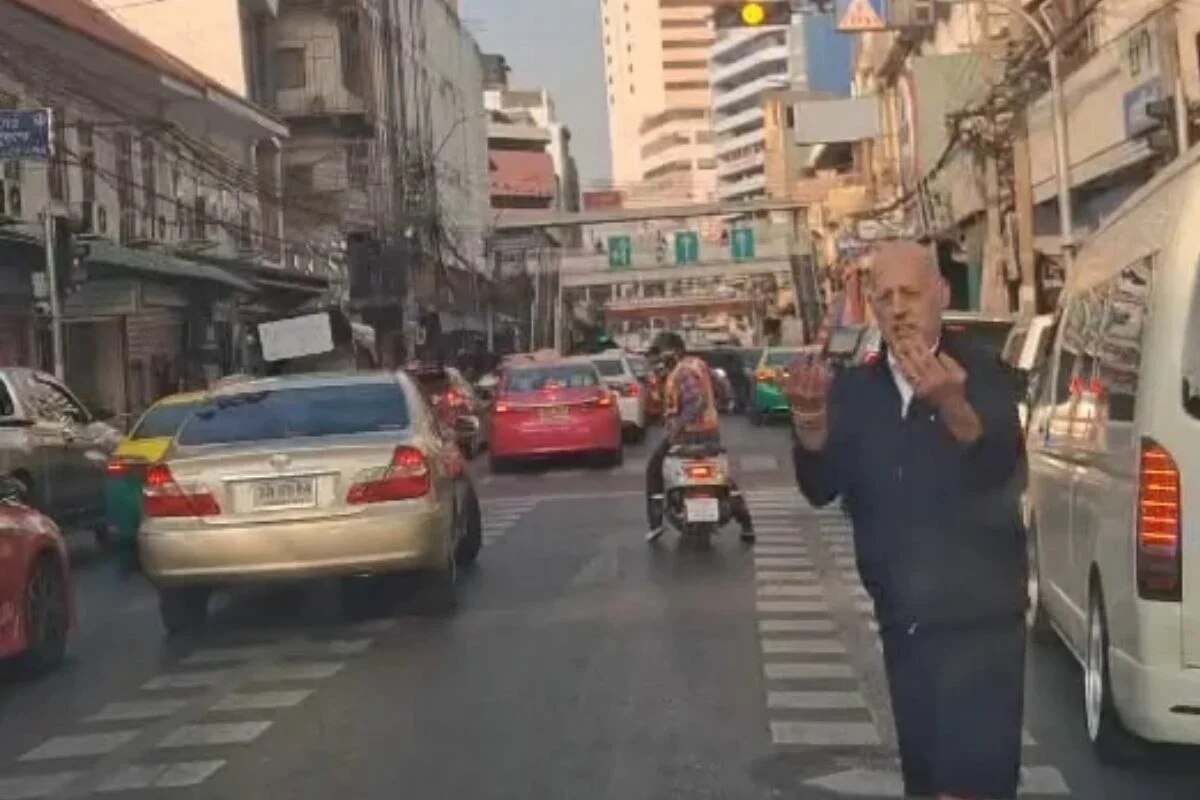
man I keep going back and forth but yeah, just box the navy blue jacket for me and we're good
[792,333,1027,630]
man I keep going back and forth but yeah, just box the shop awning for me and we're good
[86,241,256,292]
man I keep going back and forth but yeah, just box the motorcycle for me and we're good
[661,442,736,548]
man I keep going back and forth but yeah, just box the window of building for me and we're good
[665,80,708,90]
[338,10,363,95]
[194,194,208,240]
[141,137,157,238]
[276,48,306,90]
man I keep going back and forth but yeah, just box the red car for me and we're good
[489,357,623,470]
[0,479,72,672]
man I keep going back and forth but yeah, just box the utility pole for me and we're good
[43,209,65,380]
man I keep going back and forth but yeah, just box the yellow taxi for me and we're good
[104,391,206,566]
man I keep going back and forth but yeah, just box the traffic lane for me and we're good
[470,413,799,497]
[182,495,781,800]
[1025,636,1200,798]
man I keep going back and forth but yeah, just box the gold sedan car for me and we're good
[139,372,482,633]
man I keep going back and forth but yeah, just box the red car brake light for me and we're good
[143,464,220,518]
[106,458,147,478]
[347,446,431,504]
[494,401,512,414]
[685,463,715,480]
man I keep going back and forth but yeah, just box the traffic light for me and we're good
[713,2,793,30]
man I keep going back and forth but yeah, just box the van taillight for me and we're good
[143,464,220,518]
[1137,439,1182,601]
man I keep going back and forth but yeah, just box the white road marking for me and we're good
[765,663,855,680]
[752,546,810,556]
[755,570,819,582]
[758,584,823,598]
[20,732,140,762]
[740,455,780,471]
[210,690,313,712]
[756,600,828,613]
[252,662,343,682]
[142,671,230,691]
[761,639,846,655]
[802,766,1069,796]
[767,690,867,709]
[88,700,188,723]
[754,557,814,568]
[771,721,882,746]
[181,646,274,666]
[157,721,272,748]
[0,773,80,799]
[759,619,837,633]
[97,761,225,792]
[753,536,802,544]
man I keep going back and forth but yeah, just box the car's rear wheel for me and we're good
[1026,520,1054,643]
[454,486,482,568]
[1085,583,1140,763]
[21,553,68,673]
[158,586,211,635]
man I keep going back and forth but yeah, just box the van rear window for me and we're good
[177,384,408,446]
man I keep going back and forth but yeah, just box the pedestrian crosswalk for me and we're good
[0,627,389,798]
[480,497,540,546]
[744,489,885,750]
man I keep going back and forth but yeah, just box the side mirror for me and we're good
[0,475,30,505]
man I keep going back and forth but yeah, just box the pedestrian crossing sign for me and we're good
[836,0,886,32]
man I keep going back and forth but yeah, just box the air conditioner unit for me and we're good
[890,0,936,28]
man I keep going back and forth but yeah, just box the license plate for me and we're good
[684,497,720,523]
[540,406,569,419]
[252,477,316,509]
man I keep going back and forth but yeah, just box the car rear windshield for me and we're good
[177,383,409,446]
[131,402,199,440]
[628,356,648,377]
[505,365,599,392]
[592,359,625,378]
[764,350,801,367]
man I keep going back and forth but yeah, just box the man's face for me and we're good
[868,242,945,350]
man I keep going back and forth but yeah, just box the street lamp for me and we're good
[941,0,1075,276]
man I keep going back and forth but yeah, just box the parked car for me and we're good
[104,391,206,568]
[0,368,120,542]
[0,475,72,673]
[408,363,489,458]
[1025,152,1200,762]
[139,372,482,633]
[489,357,623,471]
[590,350,647,442]
[749,347,810,425]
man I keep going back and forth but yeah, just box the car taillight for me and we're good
[1137,439,1182,601]
[756,369,775,383]
[347,446,431,504]
[494,401,511,414]
[594,392,615,408]
[106,458,146,478]
[685,463,715,480]
[143,464,220,518]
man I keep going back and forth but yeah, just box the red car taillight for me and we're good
[347,446,431,504]
[685,463,715,480]
[593,392,615,408]
[1137,439,1182,601]
[143,464,220,518]
[622,383,640,398]
[494,401,512,414]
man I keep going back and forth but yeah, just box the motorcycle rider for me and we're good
[645,332,755,543]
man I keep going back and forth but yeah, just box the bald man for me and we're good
[787,241,1027,799]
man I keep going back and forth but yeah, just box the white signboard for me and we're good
[258,313,334,362]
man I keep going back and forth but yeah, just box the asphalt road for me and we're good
[1,417,1198,799]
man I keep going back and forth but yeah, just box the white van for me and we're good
[1025,150,1200,762]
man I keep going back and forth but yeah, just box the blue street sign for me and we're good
[0,109,52,160]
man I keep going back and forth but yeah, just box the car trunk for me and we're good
[501,386,607,424]
[166,432,418,527]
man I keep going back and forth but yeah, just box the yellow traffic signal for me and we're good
[741,1,767,25]
[713,2,792,30]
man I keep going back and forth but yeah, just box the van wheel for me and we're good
[158,587,211,635]
[1085,585,1140,763]
[1026,522,1054,643]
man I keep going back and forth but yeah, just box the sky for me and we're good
[459,0,612,187]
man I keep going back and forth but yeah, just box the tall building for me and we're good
[601,0,719,203]
[712,13,852,204]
